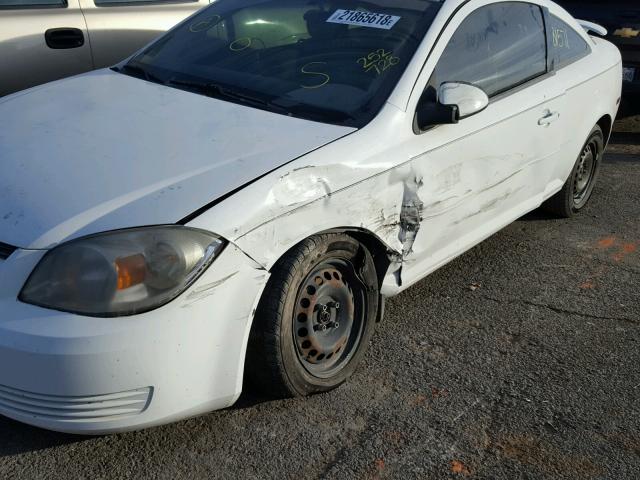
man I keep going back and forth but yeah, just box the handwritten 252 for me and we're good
[357,49,399,75]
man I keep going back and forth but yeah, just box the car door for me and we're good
[399,1,567,284]
[0,0,93,96]
[77,0,210,68]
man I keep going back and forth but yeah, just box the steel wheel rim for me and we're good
[573,140,597,205]
[293,259,365,379]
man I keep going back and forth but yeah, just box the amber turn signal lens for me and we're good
[115,254,147,290]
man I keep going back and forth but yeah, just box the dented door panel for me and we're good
[399,77,567,289]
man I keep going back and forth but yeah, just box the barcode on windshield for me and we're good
[326,9,401,30]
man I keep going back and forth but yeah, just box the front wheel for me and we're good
[246,233,379,398]
[543,124,604,218]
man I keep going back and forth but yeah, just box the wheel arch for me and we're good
[596,114,613,146]
[267,226,394,290]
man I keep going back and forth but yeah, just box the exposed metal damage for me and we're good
[399,174,425,257]
[211,142,548,297]
[268,163,426,287]
[390,172,426,287]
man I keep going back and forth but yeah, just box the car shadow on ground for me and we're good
[231,390,273,410]
[519,209,558,222]
[0,416,84,457]
[618,96,640,118]
[609,131,640,146]
[605,131,640,163]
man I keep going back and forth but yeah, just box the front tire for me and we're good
[246,233,379,398]
[543,125,604,218]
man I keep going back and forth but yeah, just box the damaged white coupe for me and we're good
[0,0,621,433]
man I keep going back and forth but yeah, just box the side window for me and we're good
[430,2,547,98]
[548,15,590,68]
[0,0,66,7]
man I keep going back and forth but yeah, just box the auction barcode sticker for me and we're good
[326,9,401,30]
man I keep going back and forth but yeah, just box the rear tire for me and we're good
[246,233,379,398]
[543,125,604,218]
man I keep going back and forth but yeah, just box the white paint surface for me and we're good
[0,70,353,249]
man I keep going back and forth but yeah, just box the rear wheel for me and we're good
[543,125,604,218]
[246,234,379,397]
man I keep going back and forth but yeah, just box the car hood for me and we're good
[0,70,354,249]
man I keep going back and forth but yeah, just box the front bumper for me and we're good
[0,244,267,434]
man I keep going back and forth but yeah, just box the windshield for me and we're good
[123,0,444,127]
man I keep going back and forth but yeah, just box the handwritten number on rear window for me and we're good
[553,28,570,48]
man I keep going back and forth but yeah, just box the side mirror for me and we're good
[438,82,489,120]
[415,82,489,131]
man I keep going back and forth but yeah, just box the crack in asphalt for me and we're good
[482,296,638,325]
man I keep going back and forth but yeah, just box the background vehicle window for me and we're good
[430,2,547,97]
[0,0,65,7]
[548,14,590,68]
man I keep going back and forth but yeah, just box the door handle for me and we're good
[538,110,560,126]
[45,28,85,49]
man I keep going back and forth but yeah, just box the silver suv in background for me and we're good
[0,0,209,96]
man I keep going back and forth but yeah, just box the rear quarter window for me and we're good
[548,14,591,68]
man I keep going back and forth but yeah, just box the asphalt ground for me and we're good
[1,114,639,480]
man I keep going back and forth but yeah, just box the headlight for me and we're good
[19,226,225,317]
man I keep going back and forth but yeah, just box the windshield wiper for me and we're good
[272,100,356,123]
[111,63,164,84]
[167,78,356,125]
[167,79,290,115]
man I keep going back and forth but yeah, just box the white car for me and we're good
[0,0,621,434]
